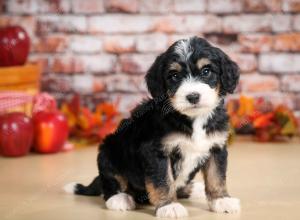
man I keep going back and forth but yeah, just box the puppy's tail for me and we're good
[63,176,102,196]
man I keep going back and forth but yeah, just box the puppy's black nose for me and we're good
[186,93,200,104]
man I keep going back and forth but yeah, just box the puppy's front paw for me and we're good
[209,197,240,214]
[156,202,188,218]
[105,193,136,211]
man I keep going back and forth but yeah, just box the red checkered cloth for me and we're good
[0,91,57,114]
[0,91,33,113]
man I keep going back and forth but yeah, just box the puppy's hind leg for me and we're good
[101,174,136,211]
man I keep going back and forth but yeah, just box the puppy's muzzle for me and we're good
[186,92,200,104]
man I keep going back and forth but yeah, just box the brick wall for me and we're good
[1,0,300,115]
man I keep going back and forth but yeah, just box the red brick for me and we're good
[109,93,147,113]
[6,0,38,13]
[271,15,292,32]
[244,0,263,12]
[269,1,284,11]
[244,0,282,12]
[166,15,221,34]
[37,15,87,34]
[6,0,70,13]
[140,0,173,13]
[213,43,241,55]
[51,54,117,74]
[239,74,280,92]
[185,15,222,33]
[174,0,206,13]
[105,0,139,13]
[273,33,300,52]
[205,33,237,45]
[51,56,85,74]
[120,54,156,74]
[207,0,242,13]
[0,15,36,38]
[33,35,69,53]
[70,36,102,53]
[230,53,257,73]
[95,74,146,93]
[259,53,300,73]
[153,15,184,33]
[92,79,106,93]
[72,74,94,93]
[238,34,273,53]
[103,35,136,53]
[293,15,300,31]
[72,0,104,13]
[281,75,300,92]
[136,34,168,52]
[283,0,300,12]
[38,0,70,13]
[41,73,73,93]
[223,15,272,33]
[88,15,153,33]
[79,55,117,74]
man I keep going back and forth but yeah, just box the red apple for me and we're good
[0,112,33,157]
[33,111,69,154]
[0,26,30,67]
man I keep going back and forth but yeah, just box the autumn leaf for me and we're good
[98,119,118,140]
[60,103,77,128]
[238,96,254,116]
[78,107,96,130]
[60,95,121,143]
[68,94,81,115]
[253,112,275,128]
[96,102,119,119]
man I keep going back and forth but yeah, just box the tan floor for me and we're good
[0,139,300,220]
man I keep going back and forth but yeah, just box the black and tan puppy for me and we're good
[64,37,241,218]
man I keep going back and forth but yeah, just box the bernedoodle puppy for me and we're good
[64,36,241,218]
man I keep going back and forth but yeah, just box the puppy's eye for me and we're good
[171,73,179,81]
[201,67,211,76]
[168,72,180,81]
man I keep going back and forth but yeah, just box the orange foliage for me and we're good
[227,96,298,142]
[60,95,120,144]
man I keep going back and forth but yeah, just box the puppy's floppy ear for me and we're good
[217,48,240,95]
[145,53,166,98]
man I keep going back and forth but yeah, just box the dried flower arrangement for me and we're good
[227,96,299,142]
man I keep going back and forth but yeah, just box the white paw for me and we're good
[63,182,77,194]
[105,193,136,211]
[156,202,188,218]
[189,182,206,199]
[209,197,241,214]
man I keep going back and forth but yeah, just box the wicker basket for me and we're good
[0,63,41,115]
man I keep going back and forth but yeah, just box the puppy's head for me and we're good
[145,37,239,117]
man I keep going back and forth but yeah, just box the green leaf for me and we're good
[280,119,297,136]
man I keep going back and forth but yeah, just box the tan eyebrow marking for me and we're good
[169,62,182,72]
[197,58,211,69]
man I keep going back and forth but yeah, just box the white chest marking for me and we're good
[163,116,228,188]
